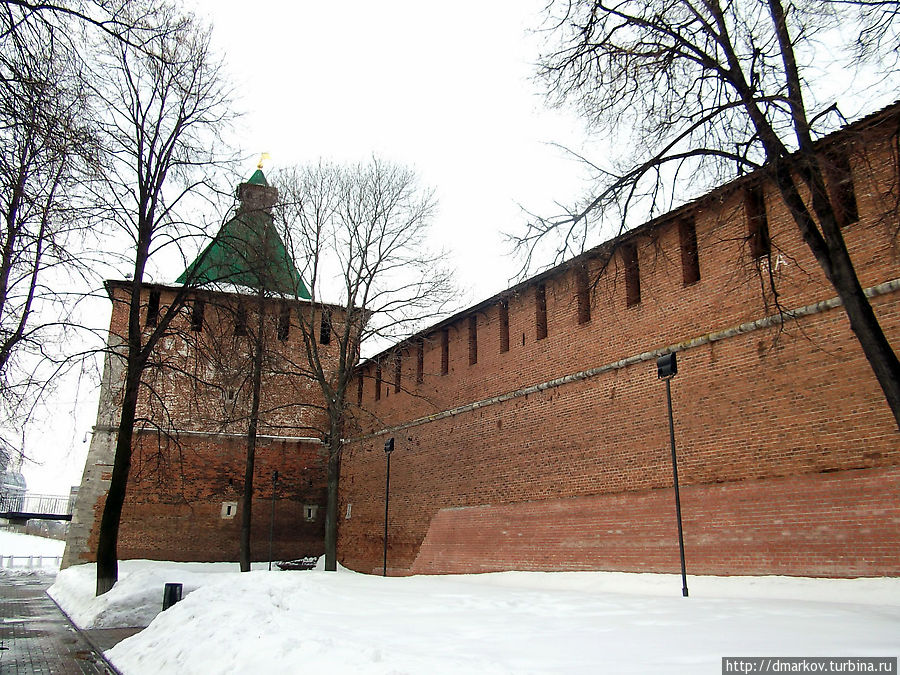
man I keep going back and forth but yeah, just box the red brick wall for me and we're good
[409,466,900,578]
[338,115,900,577]
[77,285,339,563]
[108,434,327,562]
[106,284,337,438]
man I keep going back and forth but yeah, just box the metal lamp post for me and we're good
[657,352,689,598]
[383,437,395,577]
[267,470,279,571]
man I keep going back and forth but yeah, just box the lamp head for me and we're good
[657,352,678,379]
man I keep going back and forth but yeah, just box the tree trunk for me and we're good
[96,247,150,596]
[95,355,142,596]
[837,273,900,427]
[772,160,900,429]
[323,430,341,571]
[239,296,266,572]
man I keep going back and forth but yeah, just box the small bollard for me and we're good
[162,582,183,611]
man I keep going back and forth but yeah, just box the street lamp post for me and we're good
[267,470,279,571]
[657,352,689,598]
[383,437,395,577]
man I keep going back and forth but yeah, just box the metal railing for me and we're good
[0,492,74,517]
[0,555,63,570]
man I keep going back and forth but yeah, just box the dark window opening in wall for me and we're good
[319,308,332,344]
[277,304,290,341]
[190,299,205,332]
[575,265,591,324]
[440,329,449,375]
[416,339,424,384]
[146,290,160,327]
[746,184,770,258]
[394,352,401,393]
[499,299,510,353]
[679,218,701,285]
[234,304,248,336]
[622,242,641,306]
[825,149,859,227]
[468,315,478,365]
[357,373,363,406]
[535,284,548,340]
[375,364,382,401]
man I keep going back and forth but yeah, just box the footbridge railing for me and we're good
[0,493,74,521]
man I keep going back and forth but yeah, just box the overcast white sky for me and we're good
[21,0,596,493]
[193,0,596,300]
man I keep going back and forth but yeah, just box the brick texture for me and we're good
[100,433,326,562]
[339,106,900,577]
[65,283,340,565]
[409,466,900,577]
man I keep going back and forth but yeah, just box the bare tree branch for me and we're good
[525,0,900,427]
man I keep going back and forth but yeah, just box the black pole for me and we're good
[383,448,391,577]
[665,378,689,597]
[268,470,278,572]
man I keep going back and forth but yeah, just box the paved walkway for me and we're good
[0,572,140,674]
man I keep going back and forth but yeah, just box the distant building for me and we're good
[0,445,26,512]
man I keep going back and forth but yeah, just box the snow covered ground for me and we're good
[0,528,65,571]
[48,560,900,675]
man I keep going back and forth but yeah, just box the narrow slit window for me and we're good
[234,305,248,336]
[416,339,424,384]
[190,299,205,332]
[535,284,548,340]
[679,218,701,285]
[468,315,478,365]
[319,308,332,345]
[825,149,859,227]
[146,290,160,327]
[375,364,382,401]
[746,184,770,259]
[277,304,290,341]
[356,373,363,406]
[440,329,449,375]
[622,243,641,306]
[499,299,510,353]
[394,351,401,393]
[575,266,591,324]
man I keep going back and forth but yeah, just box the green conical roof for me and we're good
[176,173,310,298]
[247,169,268,186]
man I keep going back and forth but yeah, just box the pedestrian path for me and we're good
[0,571,137,674]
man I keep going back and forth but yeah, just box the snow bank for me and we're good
[48,560,267,628]
[48,560,900,675]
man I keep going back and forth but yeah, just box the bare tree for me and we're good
[0,3,103,436]
[525,0,900,427]
[0,0,183,469]
[274,158,455,571]
[89,5,235,595]
[2,1,155,44]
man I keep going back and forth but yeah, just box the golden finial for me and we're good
[257,152,271,170]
